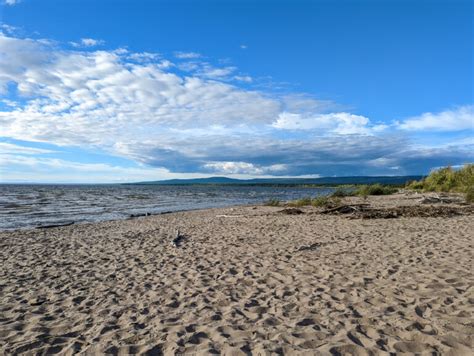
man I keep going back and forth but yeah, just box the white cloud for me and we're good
[177,60,237,80]
[0,34,281,148]
[272,112,385,135]
[0,24,18,34]
[127,52,161,62]
[199,65,236,79]
[233,75,252,83]
[204,161,287,175]
[4,0,20,5]
[240,44,247,49]
[70,38,104,48]
[174,51,201,59]
[398,105,474,131]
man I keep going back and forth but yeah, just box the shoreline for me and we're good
[1,193,472,354]
[1,203,259,233]
[2,190,468,233]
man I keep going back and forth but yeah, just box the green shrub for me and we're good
[406,164,474,200]
[354,184,398,196]
[423,167,457,192]
[406,180,424,190]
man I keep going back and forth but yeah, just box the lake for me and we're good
[0,184,335,230]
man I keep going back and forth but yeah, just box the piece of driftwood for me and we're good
[171,229,186,247]
[297,243,321,252]
[129,210,181,219]
[36,221,74,229]
[321,204,370,214]
[215,214,243,218]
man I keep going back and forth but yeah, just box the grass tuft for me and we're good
[465,186,474,203]
[287,196,341,208]
[288,197,312,207]
[264,198,281,206]
[311,196,342,208]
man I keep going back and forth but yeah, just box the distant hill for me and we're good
[129,175,423,186]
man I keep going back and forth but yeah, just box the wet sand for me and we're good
[0,193,473,355]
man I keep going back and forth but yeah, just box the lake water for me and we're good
[0,184,335,230]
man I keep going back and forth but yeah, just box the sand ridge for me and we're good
[0,194,473,355]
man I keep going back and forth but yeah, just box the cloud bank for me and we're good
[398,106,473,132]
[0,32,472,179]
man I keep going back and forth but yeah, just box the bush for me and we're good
[406,164,474,201]
[354,184,398,196]
[406,180,424,190]
[423,167,457,192]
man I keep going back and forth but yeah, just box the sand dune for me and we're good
[0,194,472,355]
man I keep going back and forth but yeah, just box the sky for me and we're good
[0,0,472,183]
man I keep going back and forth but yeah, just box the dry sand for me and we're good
[0,193,473,355]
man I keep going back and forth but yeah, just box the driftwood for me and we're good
[297,243,322,252]
[215,214,243,218]
[321,204,370,214]
[171,229,186,247]
[129,211,179,219]
[36,221,74,229]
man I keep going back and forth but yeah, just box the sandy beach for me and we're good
[0,193,472,355]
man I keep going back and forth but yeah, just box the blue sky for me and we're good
[0,0,472,183]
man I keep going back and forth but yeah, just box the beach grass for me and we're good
[406,164,474,202]
[287,195,341,208]
[264,198,281,206]
[354,184,398,197]
[329,184,398,198]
